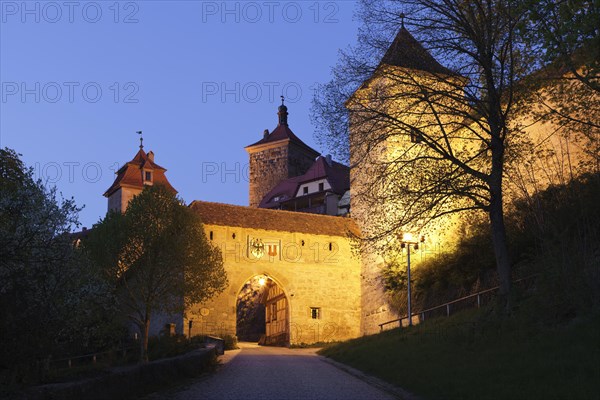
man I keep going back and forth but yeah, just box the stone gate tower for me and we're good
[245,99,320,207]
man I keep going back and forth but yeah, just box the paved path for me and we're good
[146,342,398,400]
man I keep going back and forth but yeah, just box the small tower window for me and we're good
[318,182,324,192]
[303,186,308,195]
[145,171,152,182]
[410,129,422,144]
[310,307,321,319]
[209,231,213,240]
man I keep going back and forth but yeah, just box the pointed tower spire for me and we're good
[379,25,454,75]
[137,130,144,149]
[278,96,288,126]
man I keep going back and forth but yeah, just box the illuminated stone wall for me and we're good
[186,223,362,344]
[505,81,599,201]
[348,67,469,334]
[349,66,598,335]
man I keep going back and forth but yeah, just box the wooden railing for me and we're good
[379,275,538,332]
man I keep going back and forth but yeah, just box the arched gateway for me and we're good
[185,201,362,345]
[235,275,289,345]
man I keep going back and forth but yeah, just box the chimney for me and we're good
[325,154,332,166]
[263,129,269,139]
[147,151,155,162]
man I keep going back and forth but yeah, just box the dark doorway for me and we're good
[236,276,267,342]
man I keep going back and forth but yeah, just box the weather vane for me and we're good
[280,95,285,106]
[137,130,143,149]
[400,12,406,28]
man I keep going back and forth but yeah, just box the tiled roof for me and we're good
[190,201,360,237]
[380,27,455,75]
[129,149,167,170]
[245,103,319,155]
[258,156,350,208]
[246,123,319,156]
[103,149,177,197]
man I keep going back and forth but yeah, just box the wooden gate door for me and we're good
[264,283,289,346]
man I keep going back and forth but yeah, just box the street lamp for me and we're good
[400,233,425,326]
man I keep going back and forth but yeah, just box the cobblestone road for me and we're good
[147,342,397,400]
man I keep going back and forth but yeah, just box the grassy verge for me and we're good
[319,305,600,400]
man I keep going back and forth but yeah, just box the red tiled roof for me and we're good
[103,149,177,197]
[128,149,167,170]
[380,27,455,75]
[190,201,360,237]
[258,156,350,208]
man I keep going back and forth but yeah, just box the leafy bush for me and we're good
[147,334,207,361]
[383,172,600,319]
[217,334,238,350]
[383,216,498,313]
[0,148,123,389]
[509,172,600,321]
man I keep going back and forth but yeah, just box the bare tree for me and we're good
[313,0,537,306]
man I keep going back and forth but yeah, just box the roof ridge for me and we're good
[189,200,360,237]
[190,200,354,222]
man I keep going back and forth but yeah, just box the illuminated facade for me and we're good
[186,201,362,345]
[347,26,598,334]
[104,117,361,345]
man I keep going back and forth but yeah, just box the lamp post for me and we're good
[400,233,424,327]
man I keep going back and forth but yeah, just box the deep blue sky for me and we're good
[0,0,360,228]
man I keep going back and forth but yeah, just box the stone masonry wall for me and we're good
[288,142,319,178]
[186,224,362,344]
[248,145,289,207]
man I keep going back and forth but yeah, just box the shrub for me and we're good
[383,172,600,319]
[147,334,206,361]
[218,334,238,350]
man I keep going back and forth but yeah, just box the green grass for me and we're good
[319,306,600,400]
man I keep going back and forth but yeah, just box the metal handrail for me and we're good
[378,274,538,332]
[49,345,137,369]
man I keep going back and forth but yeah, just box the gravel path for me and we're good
[146,342,398,400]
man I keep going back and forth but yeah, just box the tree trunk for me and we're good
[141,318,150,363]
[489,117,511,313]
[489,180,512,312]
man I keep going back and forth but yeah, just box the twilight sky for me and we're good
[0,0,360,228]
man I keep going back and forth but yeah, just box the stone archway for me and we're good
[236,275,289,346]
